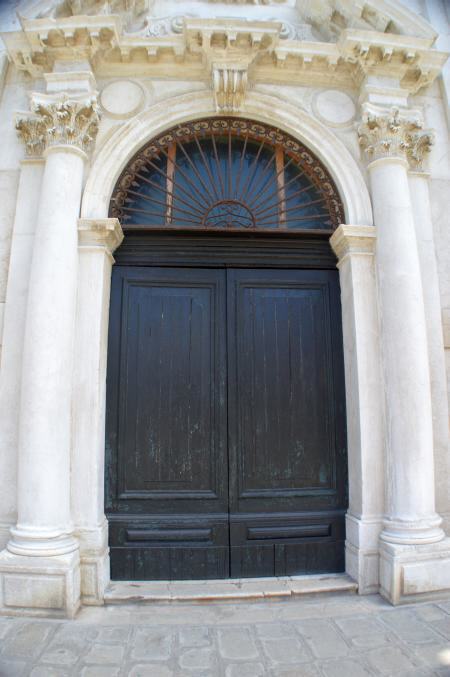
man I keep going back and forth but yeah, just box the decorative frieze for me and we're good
[16,94,100,157]
[358,105,434,169]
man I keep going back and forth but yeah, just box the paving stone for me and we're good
[88,625,131,643]
[39,634,89,665]
[0,620,16,641]
[0,622,54,660]
[271,665,320,677]
[0,658,27,677]
[178,626,211,647]
[412,605,449,623]
[429,617,450,640]
[83,643,125,664]
[131,628,174,661]
[335,615,391,648]
[320,658,373,677]
[262,637,311,664]
[379,609,442,643]
[256,622,297,639]
[366,646,418,674]
[217,628,259,660]
[128,666,174,677]
[295,620,350,659]
[409,642,450,669]
[80,667,121,677]
[225,663,266,677]
[30,668,71,677]
[179,647,214,670]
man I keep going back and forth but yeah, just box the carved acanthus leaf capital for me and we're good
[358,105,433,170]
[15,116,47,157]
[16,93,101,157]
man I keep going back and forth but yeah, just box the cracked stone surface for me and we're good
[1,592,450,676]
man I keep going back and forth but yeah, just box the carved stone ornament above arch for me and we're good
[81,89,373,228]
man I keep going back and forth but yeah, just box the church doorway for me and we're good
[105,118,348,580]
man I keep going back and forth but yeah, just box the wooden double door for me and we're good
[106,237,347,580]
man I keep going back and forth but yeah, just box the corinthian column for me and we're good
[359,104,450,604]
[0,88,100,618]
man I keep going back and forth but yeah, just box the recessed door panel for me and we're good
[106,266,229,580]
[227,269,347,577]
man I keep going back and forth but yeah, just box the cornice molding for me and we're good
[2,17,447,99]
[330,224,377,262]
[77,217,124,253]
[358,104,434,169]
[16,92,101,157]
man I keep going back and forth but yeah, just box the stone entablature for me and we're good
[2,17,447,101]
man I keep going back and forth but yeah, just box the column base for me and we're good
[380,537,450,605]
[345,514,382,594]
[76,520,109,606]
[0,548,80,618]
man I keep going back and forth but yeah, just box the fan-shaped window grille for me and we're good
[110,118,344,233]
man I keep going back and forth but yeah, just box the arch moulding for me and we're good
[81,90,373,227]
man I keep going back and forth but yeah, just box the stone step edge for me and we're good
[104,573,358,604]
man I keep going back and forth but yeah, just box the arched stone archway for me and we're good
[81,90,373,227]
[73,93,383,602]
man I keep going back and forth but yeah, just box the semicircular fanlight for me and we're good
[110,118,344,232]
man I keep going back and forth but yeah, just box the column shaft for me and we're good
[9,147,85,555]
[369,157,443,544]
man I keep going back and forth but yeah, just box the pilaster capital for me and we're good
[16,91,100,158]
[78,218,124,254]
[330,224,376,263]
[357,104,434,170]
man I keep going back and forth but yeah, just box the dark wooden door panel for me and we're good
[106,266,229,579]
[106,245,347,581]
[227,268,347,575]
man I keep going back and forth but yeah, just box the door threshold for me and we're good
[104,573,357,604]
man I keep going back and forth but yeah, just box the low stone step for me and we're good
[104,573,358,604]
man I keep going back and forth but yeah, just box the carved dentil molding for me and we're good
[358,105,434,169]
[16,94,101,157]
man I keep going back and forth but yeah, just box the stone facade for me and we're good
[0,0,449,617]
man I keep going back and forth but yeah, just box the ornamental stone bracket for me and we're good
[184,19,281,112]
[15,93,101,158]
[358,103,434,170]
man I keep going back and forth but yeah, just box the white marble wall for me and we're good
[0,0,449,581]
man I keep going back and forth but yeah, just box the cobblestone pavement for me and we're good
[2,592,450,676]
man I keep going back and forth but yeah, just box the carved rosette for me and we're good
[16,94,100,157]
[358,106,434,170]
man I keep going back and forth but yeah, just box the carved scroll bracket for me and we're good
[16,92,101,158]
[185,18,281,112]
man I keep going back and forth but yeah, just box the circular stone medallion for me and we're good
[100,80,145,120]
[313,90,356,127]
